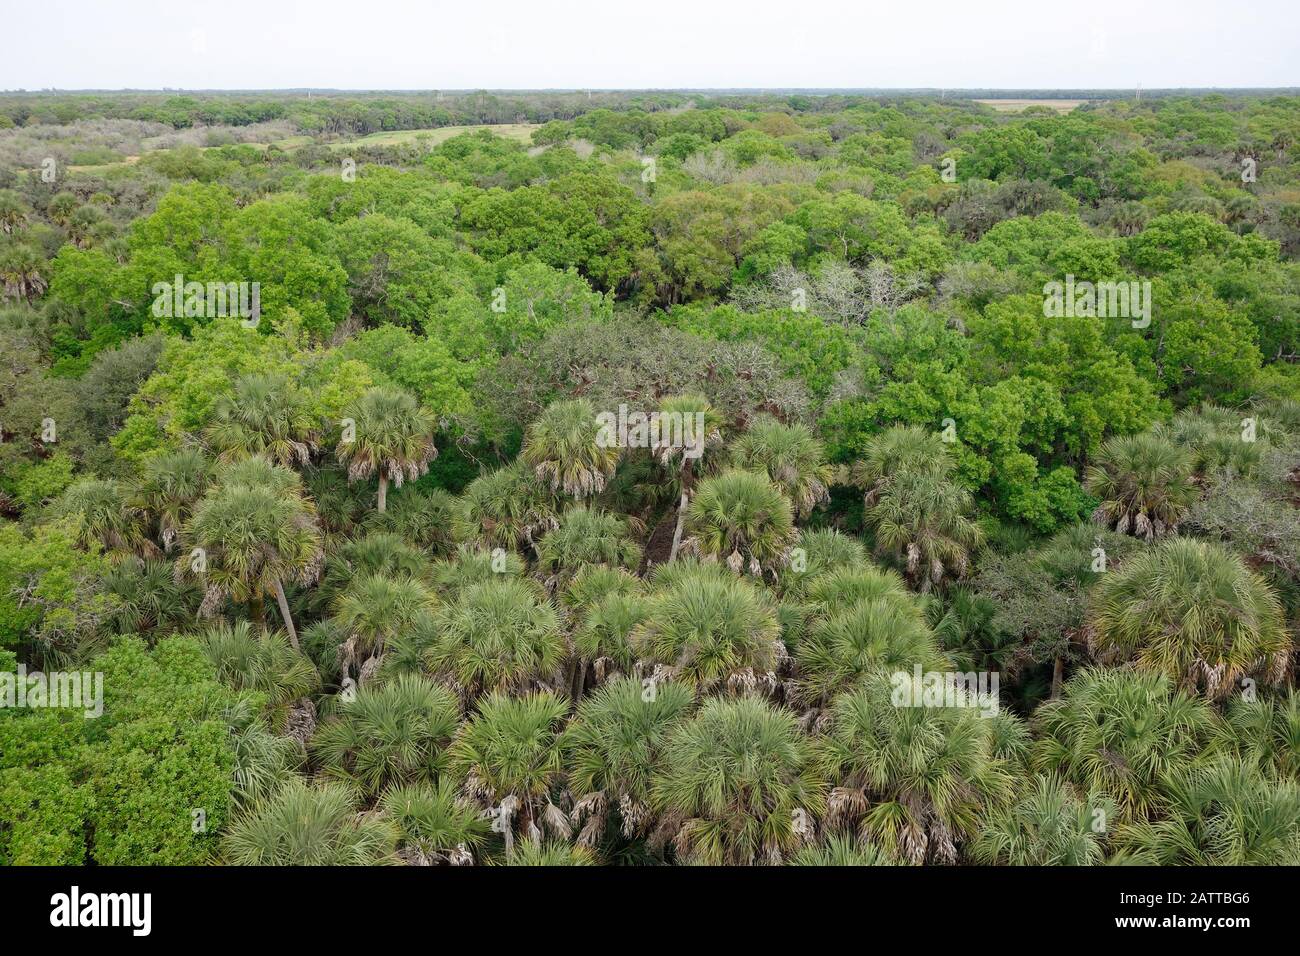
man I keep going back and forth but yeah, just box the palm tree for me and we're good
[0,242,48,302]
[565,566,648,693]
[362,485,458,555]
[221,777,399,865]
[791,834,897,866]
[302,463,371,540]
[563,563,644,613]
[454,462,558,557]
[851,425,954,505]
[685,469,796,576]
[521,397,620,499]
[46,192,79,228]
[776,527,870,601]
[1215,690,1300,781]
[651,395,724,563]
[496,841,597,865]
[179,457,323,648]
[1033,668,1219,818]
[102,557,198,636]
[299,617,349,688]
[380,780,490,866]
[54,478,150,558]
[317,531,432,610]
[336,386,438,513]
[632,564,783,695]
[865,466,983,592]
[67,206,105,248]
[731,416,833,519]
[535,505,641,587]
[794,591,950,707]
[1109,200,1149,237]
[1090,538,1290,699]
[206,373,319,467]
[797,564,914,617]
[430,544,528,598]
[312,673,460,796]
[0,190,30,235]
[332,572,437,679]
[1085,432,1195,540]
[133,448,210,552]
[572,586,647,687]
[819,675,1021,864]
[1167,403,1263,477]
[450,691,571,853]
[423,577,565,700]
[565,565,648,693]
[564,676,695,847]
[197,620,320,730]
[561,556,647,697]
[225,701,303,808]
[651,696,826,865]
[929,587,1022,677]
[1114,758,1300,865]
[970,775,1116,865]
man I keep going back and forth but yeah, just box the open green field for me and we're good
[66,154,141,174]
[972,98,1087,113]
[326,123,540,149]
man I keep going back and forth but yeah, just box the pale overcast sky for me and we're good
[4,0,1297,90]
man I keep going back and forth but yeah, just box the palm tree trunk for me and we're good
[249,593,265,629]
[668,489,690,562]
[377,474,389,513]
[271,577,300,650]
[523,527,544,563]
[1050,655,1064,699]
[571,658,587,705]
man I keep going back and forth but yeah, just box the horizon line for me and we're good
[5,86,1300,95]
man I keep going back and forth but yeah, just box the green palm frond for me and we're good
[1090,538,1290,699]
[522,398,620,499]
[221,777,399,865]
[731,416,833,518]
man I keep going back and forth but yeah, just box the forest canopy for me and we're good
[2,89,1300,867]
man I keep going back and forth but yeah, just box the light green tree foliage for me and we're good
[1,636,239,865]
[0,517,116,663]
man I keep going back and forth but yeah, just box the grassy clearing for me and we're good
[267,134,316,149]
[328,123,539,149]
[67,154,140,173]
[972,99,1087,113]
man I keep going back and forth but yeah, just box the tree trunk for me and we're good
[571,658,587,706]
[1050,656,1064,699]
[272,577,300,650]
[523,528,544,563]
[377,473,389,513]
[668,490,690,562]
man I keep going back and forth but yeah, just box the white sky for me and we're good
[4,0,1298,91]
